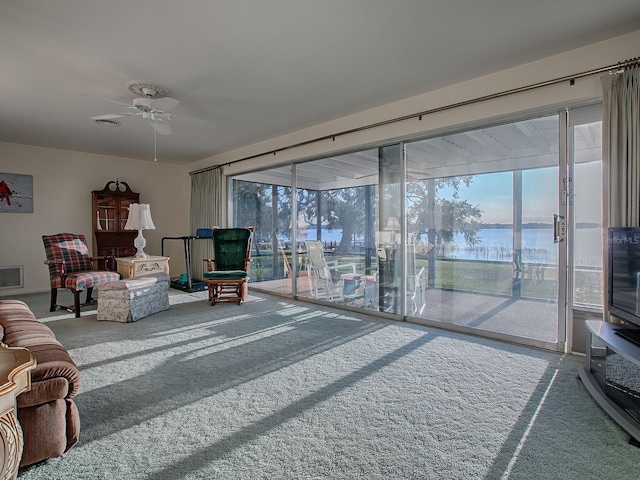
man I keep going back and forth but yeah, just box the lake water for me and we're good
[294,226,603,266]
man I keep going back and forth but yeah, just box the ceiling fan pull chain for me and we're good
[154,117,158,162]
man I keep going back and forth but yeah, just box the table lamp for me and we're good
[124,203,156,258]
[384,216,401,243]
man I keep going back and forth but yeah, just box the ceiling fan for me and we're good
[80,81,213,136]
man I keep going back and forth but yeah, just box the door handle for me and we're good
[553,214,566,243]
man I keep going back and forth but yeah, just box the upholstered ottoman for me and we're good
[96,272,170,322]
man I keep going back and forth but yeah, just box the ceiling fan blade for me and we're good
[90,113,133,120]
[150,118,171,135]
[169,113,215,128]
[77,92,133,108]
[150,97,179,112]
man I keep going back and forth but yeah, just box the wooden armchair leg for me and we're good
[49,288,57,312]
[73,291,82,318]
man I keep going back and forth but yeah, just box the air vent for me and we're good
[94,119,121,127]
[0,266,23,289]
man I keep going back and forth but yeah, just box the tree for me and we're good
[235,174,482,256]
[258,186,371,253]
[306,187,367,252]
[406,176,482,246]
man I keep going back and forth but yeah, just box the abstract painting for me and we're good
[0,173,33,213]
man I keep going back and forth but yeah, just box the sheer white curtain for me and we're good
[601,65,640,320]
[190,168,222,281]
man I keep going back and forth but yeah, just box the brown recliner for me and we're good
[0,300,80,467]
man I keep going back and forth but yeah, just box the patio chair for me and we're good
[203,227,254,305]
[407,243,426,316]
[42,233,120,317]
[305,240,356,301]
[376,241,426,315]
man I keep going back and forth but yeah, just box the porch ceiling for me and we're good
[233,113,601,190]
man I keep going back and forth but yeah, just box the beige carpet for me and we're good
[13,290,639,480]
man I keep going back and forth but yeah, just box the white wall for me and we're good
[0,142,191,296]
[188,29,640,181]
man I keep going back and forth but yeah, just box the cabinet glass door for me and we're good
[96,195,117,231]
[120,198,135,231]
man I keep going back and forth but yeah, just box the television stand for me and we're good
[613,327,640,348]
[579,320,640,445]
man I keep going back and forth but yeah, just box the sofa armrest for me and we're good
[17,376,71,408]
[17,343,81,408]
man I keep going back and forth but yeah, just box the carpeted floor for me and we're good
[13,290,640,479]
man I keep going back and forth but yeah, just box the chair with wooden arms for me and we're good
[203,227,254,305]
[305,240,356,301]
[406,242,426,316]
[42,233,120,317]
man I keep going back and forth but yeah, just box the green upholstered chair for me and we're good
[203,227,254,305]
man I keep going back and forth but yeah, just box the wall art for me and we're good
[0,172,33,213]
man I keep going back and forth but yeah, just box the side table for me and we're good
[116,256,170,279]
[0,344,36,480]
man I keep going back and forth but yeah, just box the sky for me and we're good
[442,162,601,225]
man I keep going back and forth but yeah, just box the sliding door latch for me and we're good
[553,214,566,243]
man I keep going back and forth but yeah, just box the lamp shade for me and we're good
[124,203,156,231]
[384,216,400,231]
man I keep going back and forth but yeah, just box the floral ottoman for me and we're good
[96,272,170,322]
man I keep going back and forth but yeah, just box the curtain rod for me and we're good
[190,55,639,176]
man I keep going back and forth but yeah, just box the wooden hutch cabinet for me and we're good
[92,180,139,269]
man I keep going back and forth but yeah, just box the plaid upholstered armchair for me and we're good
[42,233,120,317]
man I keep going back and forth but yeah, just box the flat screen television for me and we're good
[608,227,640,344]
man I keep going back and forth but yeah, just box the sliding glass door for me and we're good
[405,114,563,347]
[568,105,603,350]
[229,106,603,351]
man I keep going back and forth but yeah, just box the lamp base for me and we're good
[133,230,148,258]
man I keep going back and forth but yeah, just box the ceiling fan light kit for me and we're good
[126,81,170,99]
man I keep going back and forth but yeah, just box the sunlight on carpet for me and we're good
[17,293,640,480]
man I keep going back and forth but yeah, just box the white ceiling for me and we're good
[1,0,639,166]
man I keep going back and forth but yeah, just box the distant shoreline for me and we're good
[481,222,601,229]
